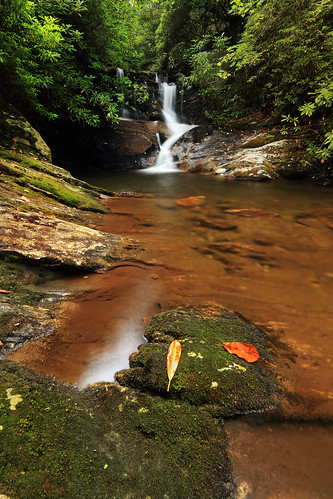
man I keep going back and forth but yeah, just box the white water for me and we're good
[117,68,132,120]
[142,82,196,173]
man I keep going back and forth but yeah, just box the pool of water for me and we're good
[10,170,333,497]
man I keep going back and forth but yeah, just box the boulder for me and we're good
[215,140,301,180]
[51,119,169,170]
[0,204,138,270]
[0,96,51,161]
[115,307,277,417]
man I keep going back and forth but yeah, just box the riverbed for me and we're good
[10,171,333,498]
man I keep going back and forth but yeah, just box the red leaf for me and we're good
[222,342,260,363]
[0,289,11,294]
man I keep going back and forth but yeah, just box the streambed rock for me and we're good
[177,128,304,180]
[0,204,138,270]
[115,307,276,416]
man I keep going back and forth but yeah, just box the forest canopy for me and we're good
[0,0,332,163]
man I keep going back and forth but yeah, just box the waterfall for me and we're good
[117,68,132,120]
[142,80,196,173]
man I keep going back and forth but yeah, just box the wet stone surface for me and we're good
[116,307,277,417]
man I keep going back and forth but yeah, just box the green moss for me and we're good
[0,150,108,213]
[117,308,276,416]
[0,149,55,174]
[0,363,234,498]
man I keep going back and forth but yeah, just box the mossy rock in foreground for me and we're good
[116,307,276,416]
[0,362,234,498]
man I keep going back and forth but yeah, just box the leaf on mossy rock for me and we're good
[222,342,260,363]
[167,340,182,391]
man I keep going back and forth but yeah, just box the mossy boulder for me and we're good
[0,362,234,498]
[0,97,51,160]
[115,307,276,416]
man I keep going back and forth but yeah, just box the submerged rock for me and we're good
[115,307,276,416]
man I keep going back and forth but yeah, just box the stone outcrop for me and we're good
[0,96,52,161]
[176,128,304,180]
[51,118,169,170]
[0,204,138,270]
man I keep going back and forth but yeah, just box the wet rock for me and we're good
[115,307,276,417]
[239,132,278,149]
[0,298,59,358]
[0,362,235,498]
[0,96,51,161]
[51,119,169,170]
[177,128,305,181]
[0,205,139,270]
[223,208,279,217]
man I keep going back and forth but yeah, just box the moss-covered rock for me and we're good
[0,362,234,498]
[0,150,109,213]
[0,97,51,161]
[115,308,276,416]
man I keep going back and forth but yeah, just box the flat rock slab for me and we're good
[115,307,277,416]
[0,205,139,270]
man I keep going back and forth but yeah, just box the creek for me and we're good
[9,84,333,497]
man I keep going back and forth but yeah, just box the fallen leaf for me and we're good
[176,196,206,208]
[167,340,182,391]
[222,342,260,363]
[0,289,11,294]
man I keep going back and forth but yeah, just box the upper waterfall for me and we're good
[142,80,195,173]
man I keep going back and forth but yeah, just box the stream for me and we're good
[9,83,333,497]
[11,172,333,498]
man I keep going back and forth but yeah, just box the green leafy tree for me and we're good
[0,0,146,125]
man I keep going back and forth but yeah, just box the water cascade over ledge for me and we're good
[142,81,196,173]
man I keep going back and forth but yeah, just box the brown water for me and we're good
[10,172,333,497]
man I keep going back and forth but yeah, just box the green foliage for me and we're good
[0,0,145,125]
[216,0,333,164]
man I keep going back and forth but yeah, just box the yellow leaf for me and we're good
[166,340,182,392]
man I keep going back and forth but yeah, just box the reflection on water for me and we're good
[77,276,158,388]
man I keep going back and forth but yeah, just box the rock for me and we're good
[176,127,306,181]
[51,119,169,170]
[239,132,278,149]
[195,217,238,231]
[176,196,206,207]
[0,362,235,497]
[0,205,139,270]
[0,96,51,161]
[223,208,279,217]
[115,307,276,417]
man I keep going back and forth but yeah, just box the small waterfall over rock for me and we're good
[117,68,132,120]
[142,80,196,173]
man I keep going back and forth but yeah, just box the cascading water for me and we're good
[142,81,196,173]
[117,68,132,120]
